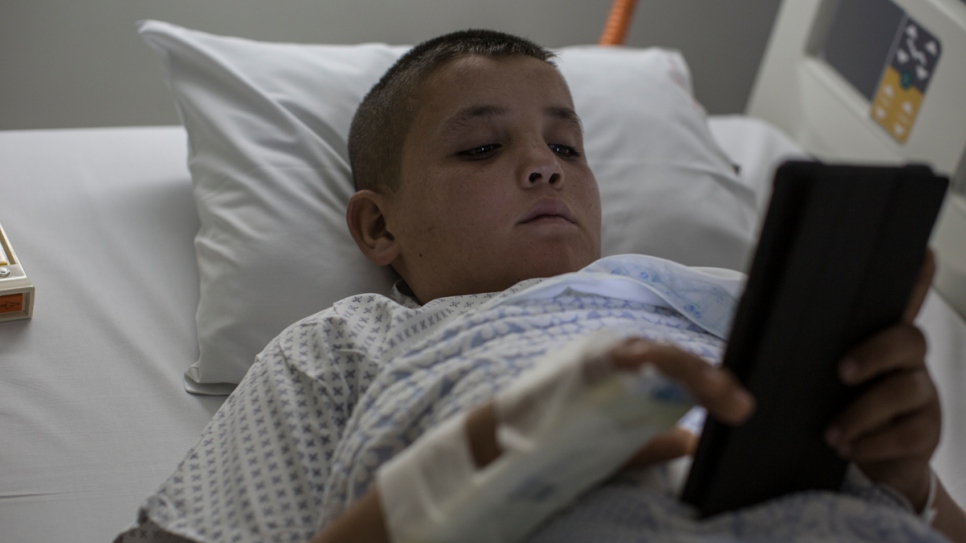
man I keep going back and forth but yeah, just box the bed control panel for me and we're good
[0,220,34,322]
[820,0,943,145]
[870,15,941,144]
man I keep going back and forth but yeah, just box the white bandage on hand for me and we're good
[377,331,695,543]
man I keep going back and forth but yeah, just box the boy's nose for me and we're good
[520,145,564,188]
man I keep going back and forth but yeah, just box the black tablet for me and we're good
[680,160,948,518]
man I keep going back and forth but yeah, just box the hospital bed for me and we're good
[1,1,964,541]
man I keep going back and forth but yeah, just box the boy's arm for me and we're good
[825,320,966,542]
[824,250,966,542]
[309,404,502,543]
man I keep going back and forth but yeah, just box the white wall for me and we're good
[0,0,780,130]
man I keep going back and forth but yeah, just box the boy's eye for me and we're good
[458,144,501,159]
[549,144,581,158]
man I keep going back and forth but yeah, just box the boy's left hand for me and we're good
[825,250,940,511]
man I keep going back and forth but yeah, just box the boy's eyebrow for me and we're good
[439,105,508,136]
[545,105,584,132]
[438,104,583,136]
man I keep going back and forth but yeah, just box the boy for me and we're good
[117,30,966,543]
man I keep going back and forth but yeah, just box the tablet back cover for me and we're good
[681,161,948,517]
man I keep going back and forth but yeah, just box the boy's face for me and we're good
[385,54,601,302]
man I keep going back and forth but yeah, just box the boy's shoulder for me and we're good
[282,289,416,338]
[270,285,469,363]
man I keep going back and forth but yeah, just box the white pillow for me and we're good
[139,20,756,394]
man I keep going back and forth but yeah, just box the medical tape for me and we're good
[377,331,694,543]
[378,411,483,542]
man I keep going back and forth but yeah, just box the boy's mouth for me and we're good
[519,198,577,224]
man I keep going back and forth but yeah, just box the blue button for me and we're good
[900,70,914,89]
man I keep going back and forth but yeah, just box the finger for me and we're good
[612,340,755,425]
[903,249,936,324]
[835,411,940,463]
[826,369,936,446]
[839,323,927,385]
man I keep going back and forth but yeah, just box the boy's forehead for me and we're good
[417,54,577,128]
[437,104,582,139]
[428,54,568,96]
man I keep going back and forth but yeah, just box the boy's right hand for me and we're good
[609,339,755,425]
[607,340,755,470]
[466,338,756,473]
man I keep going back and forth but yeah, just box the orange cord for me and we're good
[599,0,639,45]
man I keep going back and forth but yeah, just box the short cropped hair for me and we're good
[347,29,556,192]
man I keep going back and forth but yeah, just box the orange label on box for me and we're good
[0,293,24,314]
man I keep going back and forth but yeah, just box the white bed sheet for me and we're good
[0,127,225,542]
[0,119,962,543]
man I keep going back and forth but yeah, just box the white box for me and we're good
[0,220,34,322]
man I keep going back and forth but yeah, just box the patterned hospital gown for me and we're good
[116,255,947,543]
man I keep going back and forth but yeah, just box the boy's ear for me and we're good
[346,189,399,267]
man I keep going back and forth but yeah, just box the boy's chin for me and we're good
[514,248,600,280]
